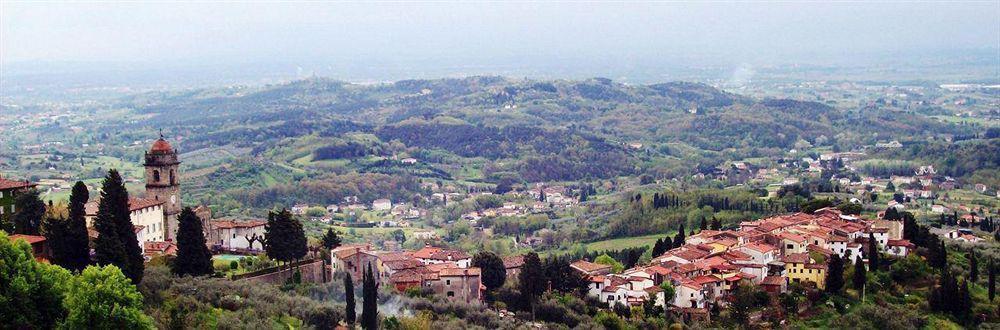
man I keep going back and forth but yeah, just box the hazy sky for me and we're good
[2,1,998,83]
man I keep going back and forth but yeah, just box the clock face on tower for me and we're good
[170,195,176,205]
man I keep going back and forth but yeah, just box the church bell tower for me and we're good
[145,131,182,241]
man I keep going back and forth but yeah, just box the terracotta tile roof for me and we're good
[410,246,443,259]
[0,177,35,190]
[691,275,722,286]
[428,250,470,261]
[761,275,784,286]
[144,241,177,255]
[440,267,481,277]
[645,265,672,275]
[887,239,915,248]
[212,219,266,229]
[8,234,45,244]
[782,252,810,264]
[503,255,525,268]
[740,242,777,253]
[382,259,423,271]
[672,248,710,261]
[589,275,606,283]
[85,197,165,216]
[424,262,459,273]
[390,268,426,283]
[571,260,612,273]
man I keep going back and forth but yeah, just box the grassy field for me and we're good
[585,233,670,252]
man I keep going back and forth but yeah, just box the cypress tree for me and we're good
[989,261,995,302]
[344,272,356,325]
[969,251,979,283]
[12,189,46,235]
[867,233,880,271]
[361,263,378,330]
[64,181,91,272]
[852,256,867,291]
[674,223,686,248]
[825,254,844,294]
[519,252,546,303]
[700,216,707,231]
[172,207,214,276]
[958,279,972,319]
[711,217,721,230]
[93,169,144,283]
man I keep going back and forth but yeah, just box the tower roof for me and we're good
[150,138,174,154]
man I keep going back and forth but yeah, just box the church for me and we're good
[85,132,212,256]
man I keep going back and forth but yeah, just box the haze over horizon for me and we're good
[2,2,999,86]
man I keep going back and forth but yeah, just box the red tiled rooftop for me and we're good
[0,176,35,190]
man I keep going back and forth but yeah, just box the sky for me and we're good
[2,1,998,84]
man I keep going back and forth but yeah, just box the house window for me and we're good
[170,170,176,185]
[786,244,793,249]
[153,170,160,182]
[446,280,451,285]
[447,291,454,297]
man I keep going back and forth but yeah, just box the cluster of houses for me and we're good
[330,244,487,303]
[568,208,913,320]
[292,198,427,227]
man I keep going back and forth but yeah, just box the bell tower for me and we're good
[145,130,182,241]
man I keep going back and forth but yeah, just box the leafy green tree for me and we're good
[391,229,406,243]
[853,256,867,292]
[0,231,73,329]
[472,251,506,293]
[61,265,154,329]
[344,272,356,325]
[729,285,756,328]
[659,281,675,306]
[594,254,624,273]
[825,254,844,294]
[264,209,307,266]
[93,170,144,284]
[12,189,46,235]
[361,263,378,330]
[321,228,342,250]
[172,207,213,276]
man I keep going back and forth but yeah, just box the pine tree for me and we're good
[969,251,979,283]
[361,263,379,330]
[825,254,844,294]
[12,189,46,235]
[852,256,867,292]
[321,228,342,250]
[344,272,356,325]
[172,207,214,276]
[867,233,880,271]
[64,181,91,272]
[264,209,307,266]
[93,169,144,284]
